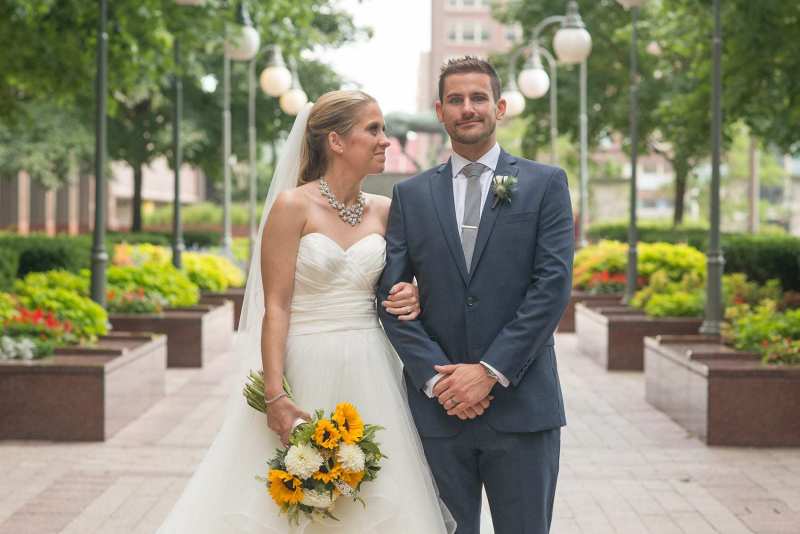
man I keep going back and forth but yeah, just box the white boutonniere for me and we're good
[491,174,517,208]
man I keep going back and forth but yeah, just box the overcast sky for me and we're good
[311,0,431,114]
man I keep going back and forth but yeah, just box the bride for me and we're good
[156,90,470,533]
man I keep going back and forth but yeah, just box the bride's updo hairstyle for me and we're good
[297,90,377,186]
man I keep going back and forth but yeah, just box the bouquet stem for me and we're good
[243,371,293,414]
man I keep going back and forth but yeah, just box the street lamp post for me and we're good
[172,37,185,269]
[700,0,725,335]
[90,0,109,306]
[530,1,592,246]
[172,0,206,268]
[617,0,647,303]
[512,43,559,165]
[247,45,294,265]
[221,1,260,259]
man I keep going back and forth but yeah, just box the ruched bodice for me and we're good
[289,232,386,336]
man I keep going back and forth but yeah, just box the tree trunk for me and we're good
[672,157,690,227]
[132,162,143,232]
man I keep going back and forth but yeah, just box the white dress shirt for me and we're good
[423,143,510,397]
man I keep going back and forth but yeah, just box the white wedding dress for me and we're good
[157,231,456,533]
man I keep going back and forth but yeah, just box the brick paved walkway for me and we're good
[1,334,798,533]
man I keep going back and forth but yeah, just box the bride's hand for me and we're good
[266,397,311,446]
[381,281,421,321]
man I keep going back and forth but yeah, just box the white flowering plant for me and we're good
[243,371,386,526]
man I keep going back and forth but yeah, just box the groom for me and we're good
[378,57,573,534]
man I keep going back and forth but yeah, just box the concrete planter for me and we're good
[200,287,245,330]
[645,335,800,446]
[558,290,623,333]
[574,303,702,370]
[108,301,233,368]
[0,333,166,441]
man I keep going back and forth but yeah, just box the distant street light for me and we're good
[531,0,592,246]
[279,63,309,116]
[259,45,292,97]
[221,1,259,259]
[616,0,649,303]
[515,44,559,164]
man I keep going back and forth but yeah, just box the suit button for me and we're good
[466,296,479,307]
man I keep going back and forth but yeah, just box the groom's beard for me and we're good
[449,119,496,146]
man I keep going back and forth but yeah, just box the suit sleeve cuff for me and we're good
[423,373,445,398]
[480,361,510,388]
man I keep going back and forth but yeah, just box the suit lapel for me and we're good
[430,159,469,285]
[468,150,519,281]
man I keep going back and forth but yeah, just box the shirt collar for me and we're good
[450,143,501,179]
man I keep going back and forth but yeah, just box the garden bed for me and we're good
[0,332,166,441]
[108,301,233,367]
[645,334,800,446]
[558,290,622,333]
[574,303,702,370]
[200,287,245,330]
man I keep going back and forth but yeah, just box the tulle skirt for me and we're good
[156,323,455,534]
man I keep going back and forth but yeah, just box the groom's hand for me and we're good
[381,282,420,321]
[433,363,498,418]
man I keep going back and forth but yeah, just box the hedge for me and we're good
[0,249,19,291]
[586,223,800,292]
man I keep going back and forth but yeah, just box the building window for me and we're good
[447,21,490,44]
[448,25,458,42]
[446,0,491,10]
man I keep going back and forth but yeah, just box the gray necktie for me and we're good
[460,162,485,270]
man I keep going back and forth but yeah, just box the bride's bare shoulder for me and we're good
[367,193,392,221]
[267,187,312,231]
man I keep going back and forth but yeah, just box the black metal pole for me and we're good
[172,37,185,269]
[624,7,640,304]
[700,0,725,335]
[90,0,108,306]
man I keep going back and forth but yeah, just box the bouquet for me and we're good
[244,371,386,525]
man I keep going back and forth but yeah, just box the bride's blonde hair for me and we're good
[297,90,377,186]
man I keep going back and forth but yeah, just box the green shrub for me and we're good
[637,242,706,281]
[143,202,250,227]
[586,224,800,292]
[725,302,800,364]
[106,287,168,314]
[0,292,18,321]
[107,264,199,307]
[13,285,108,342]
[573,240,705,292]
[108,231,172,246]
[643,290,705,318]
[14,270,90,296]
[632,271,780,319]
[0,234,93,276]
[0,248,18,291]
[587,221,710,247]
[722,234,800,292]
[183,252,245,291]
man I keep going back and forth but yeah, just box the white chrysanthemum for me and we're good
[284,443,323,479]
[336,443,365,472]
[301,489,335,509]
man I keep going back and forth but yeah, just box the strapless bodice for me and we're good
[289,232,386,336]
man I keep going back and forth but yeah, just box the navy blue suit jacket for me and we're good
[377,149,573,437]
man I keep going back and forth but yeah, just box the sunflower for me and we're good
[313,419,341,449]
[313,456,342,484]
[340,469,365,489]
[268,469,304,506]
[332,403,364,444]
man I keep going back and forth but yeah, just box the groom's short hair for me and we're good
[438,56,502,103]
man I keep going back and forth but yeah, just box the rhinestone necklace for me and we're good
[319,178,366,226]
